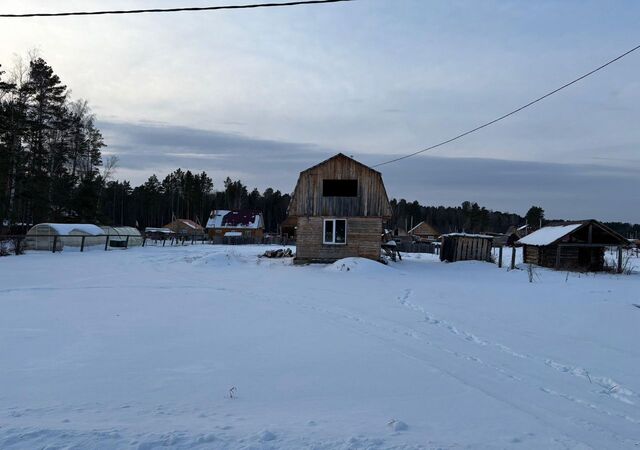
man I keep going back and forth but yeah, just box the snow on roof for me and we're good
[517,223,583,246]
[441,233,493,239]
[145,227,173,234]
[179,219,198,229]
[206,210,229,228]
[39,223,104,236]
[206,210,263,229]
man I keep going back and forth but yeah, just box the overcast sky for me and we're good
[1,0,639,222]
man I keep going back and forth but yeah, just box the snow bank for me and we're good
[325,257,391,274]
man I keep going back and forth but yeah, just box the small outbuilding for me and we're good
[440,233,494,263]
[280,215,298,241]
[408,221,440,242]
[164,219,205,239]
[517,220,628,272]
[288,153,392,263]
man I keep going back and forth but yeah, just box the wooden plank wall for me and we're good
[295,216,382,262]
[525,245,606,271]
[288,155,392,218]
[441,236,492,262]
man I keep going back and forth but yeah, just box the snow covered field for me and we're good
[1,245,639,449]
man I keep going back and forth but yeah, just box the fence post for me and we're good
[125,235,130,249]
[618,246,623,273]
[104,235,110,251]
[142,237,147,247]
[498,246,503,268]
[510,247,516,270]
[52,235,58,253]
[14,237,21,256]
[80,236,86,252]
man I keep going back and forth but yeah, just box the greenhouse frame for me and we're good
[24,224,143,251]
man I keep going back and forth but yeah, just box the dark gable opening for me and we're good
[322,179,358,197]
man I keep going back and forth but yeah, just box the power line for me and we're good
[372,42,640,168]
[0,0,354,18]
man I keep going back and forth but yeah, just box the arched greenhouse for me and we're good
[100,226,143,248]
[25,223,106,251]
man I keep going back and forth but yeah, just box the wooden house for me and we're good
[205,210,264,239]
[163,219,205,238]
[517,220,628,272]
[440,233,494,263]
[288,153,392,264]
[408,221,440,242]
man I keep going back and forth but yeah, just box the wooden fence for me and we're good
[0,233,294,255]
[394,241,440,254]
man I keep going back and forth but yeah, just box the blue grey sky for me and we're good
[1,1,639,222]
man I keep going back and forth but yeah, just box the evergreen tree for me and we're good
[525,206,545,229]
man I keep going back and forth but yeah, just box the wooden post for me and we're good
[104,235,110,251]
[555,246,561,269]
[125,235,130,249]
[498,246,503,268]
[618,246,623,273]
[52,235,58,253]
[162,238,166,247]
[510,246,516,270]
[80,236,86,252]
[142,237,147,247]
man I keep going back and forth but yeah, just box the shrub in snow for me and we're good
[229,386,237,399]
[527,264,540,283]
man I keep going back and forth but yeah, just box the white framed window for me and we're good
[323,219,347,245]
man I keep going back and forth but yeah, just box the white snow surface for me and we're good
[517,223,583,246]
[1,245,639,449]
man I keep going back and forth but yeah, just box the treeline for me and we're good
[389,199,523,234]
[0,56,292,233]
[2,56,637,237]
[103,173,290,233]
[0,57,105,226]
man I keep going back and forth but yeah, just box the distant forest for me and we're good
[1,56,638,238]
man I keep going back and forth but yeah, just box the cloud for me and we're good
[100,121,640,223]
[5,0,639,222]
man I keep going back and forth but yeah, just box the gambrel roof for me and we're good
[288,153,392,218]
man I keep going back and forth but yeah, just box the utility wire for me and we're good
[0,0,353,18]
[373,42,640,168]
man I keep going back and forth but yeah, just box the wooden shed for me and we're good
[288,153,392,264]
[440,233,494,263]
[163,219,205,238]
[408,221,440,242]
[517,220,628,272]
